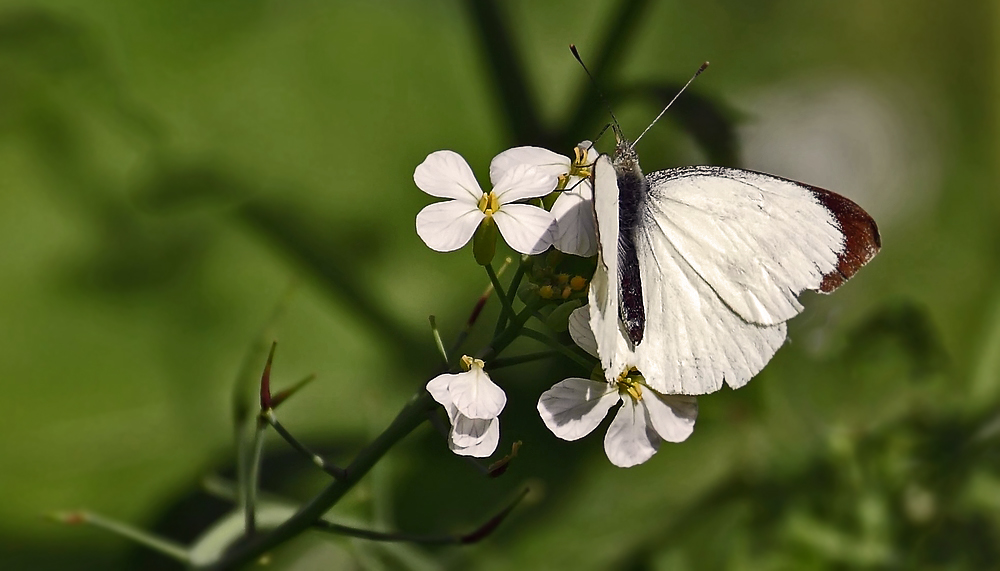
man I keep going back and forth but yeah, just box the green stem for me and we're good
[76,512,190,563]
[264,410,346,479]
[491,350,560,369]
[311,487,529,544]
[428,315,449,365]
[495,258,527,336]
[485,263,515,329]
[245,425,266,536]
[233,423,248,515]
[519,327,594,370]
[206,391,437,570]
[481,300,541,361]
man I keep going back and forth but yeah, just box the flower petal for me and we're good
[426,373,452,408]
[447,364,506,420]
[604,397,660,468]
[413,150,483,202]
[450,411,494,447]
[492,203,555,255]
[568,306,599,358]
[416,200,485,252]
[493,164,558,204]
[537,378,620,441]
[490,146,569,187]
[643,392,698,443]
[450,414,500,458]
[550,181,597,257]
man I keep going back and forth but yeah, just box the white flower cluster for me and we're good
[417,143,697,467]
[415,143,598,258]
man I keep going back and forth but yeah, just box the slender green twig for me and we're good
[233,422,249,517]
[483,300,545,361]
[505,258,527,312]
[495,257,527,336]
[485,263,516,327]
[311,488,530,544]
[429,315,449,365]
[491,350,561,369]
[519,327,594,370]
[51,511,190,563]
[245,425,266,536]
[262,409,346,480]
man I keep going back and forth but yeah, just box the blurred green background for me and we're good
[1,0,998,569]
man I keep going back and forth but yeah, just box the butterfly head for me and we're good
[612,131,643,179]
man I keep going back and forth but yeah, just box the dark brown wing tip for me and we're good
[810,186,881,293]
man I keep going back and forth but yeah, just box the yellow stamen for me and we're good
[460,355,485,372]
[477,192,501,216]
[569,146,593,179]
[615,368,643,401]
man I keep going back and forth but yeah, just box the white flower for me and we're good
[490,141,598,257]
[426,355,506,458]
[414,150,556,255]
[537,307,698,467]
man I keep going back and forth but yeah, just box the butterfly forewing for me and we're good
[589,155,631,383]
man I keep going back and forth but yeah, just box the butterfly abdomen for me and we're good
[616,165,648,346]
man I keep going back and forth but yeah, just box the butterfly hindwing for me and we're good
[632,219,788,394]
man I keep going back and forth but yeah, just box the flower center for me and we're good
[460,354,485,372]
[614,367,643,402]
[477,192,501,217]
[557,145,594,190]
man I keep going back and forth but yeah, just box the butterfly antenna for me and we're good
[631,61,710,149]
[570,44,623,139]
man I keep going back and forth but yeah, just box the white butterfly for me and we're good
[588,134,881,395]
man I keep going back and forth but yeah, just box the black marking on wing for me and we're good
[810,187,881,292]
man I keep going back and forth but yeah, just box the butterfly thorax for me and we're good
[612,142,647,347]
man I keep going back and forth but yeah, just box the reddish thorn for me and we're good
[467,294,489,329]
[459,488,529,544]
[259,341,278,410]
